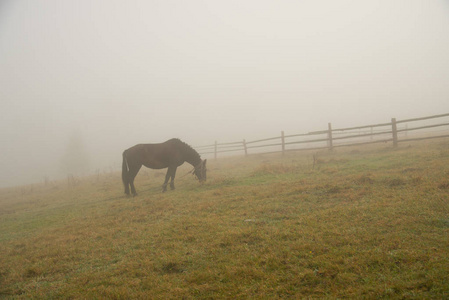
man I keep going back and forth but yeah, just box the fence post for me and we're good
[281,131,285,155]
[243,139,248,157]
[327,123,333,150]
[214,141,218,160]
[391,118,398,147]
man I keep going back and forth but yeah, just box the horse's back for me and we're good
[123,139,197,168]
[124,141,182,169]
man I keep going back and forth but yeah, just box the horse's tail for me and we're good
[122,150,129,186]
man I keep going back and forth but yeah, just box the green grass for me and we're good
[1,140,449,298]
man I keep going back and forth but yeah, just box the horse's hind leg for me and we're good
[130,179,137,196]
[124,182,130,196]
[128,165,141,196]
[123,175,131,196]
[123,173,130,195]
[170,167,178,190]
[162,169,170,192]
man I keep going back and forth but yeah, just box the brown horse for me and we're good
[122,139,207,196]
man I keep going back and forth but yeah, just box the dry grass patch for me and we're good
[1,141,449,298]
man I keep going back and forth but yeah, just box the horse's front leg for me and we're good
[162,166,177,192]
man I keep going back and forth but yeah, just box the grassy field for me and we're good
[1,140,449,299]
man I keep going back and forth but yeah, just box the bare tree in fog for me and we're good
[60,133,90,185]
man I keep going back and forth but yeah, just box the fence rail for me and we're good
[196,113,449,158]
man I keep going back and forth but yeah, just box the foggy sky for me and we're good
[1,0,449,187]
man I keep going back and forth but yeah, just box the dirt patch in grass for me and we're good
[382,177,407,187]
[438,182,449,190]
[159,262,185,274]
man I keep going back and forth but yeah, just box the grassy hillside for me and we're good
[1,140,449,299]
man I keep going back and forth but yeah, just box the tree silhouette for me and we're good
[60,133,90,176]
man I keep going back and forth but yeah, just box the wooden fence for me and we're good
[196,113,449,158]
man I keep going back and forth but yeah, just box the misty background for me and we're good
[1,0,449,188]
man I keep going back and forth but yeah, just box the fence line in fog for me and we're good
[195,113,449,159]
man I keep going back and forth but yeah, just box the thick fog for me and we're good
[1,0,449,187]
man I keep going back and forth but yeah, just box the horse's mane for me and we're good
[169,138,201,162]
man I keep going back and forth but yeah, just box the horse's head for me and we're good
[194,159,207,182]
